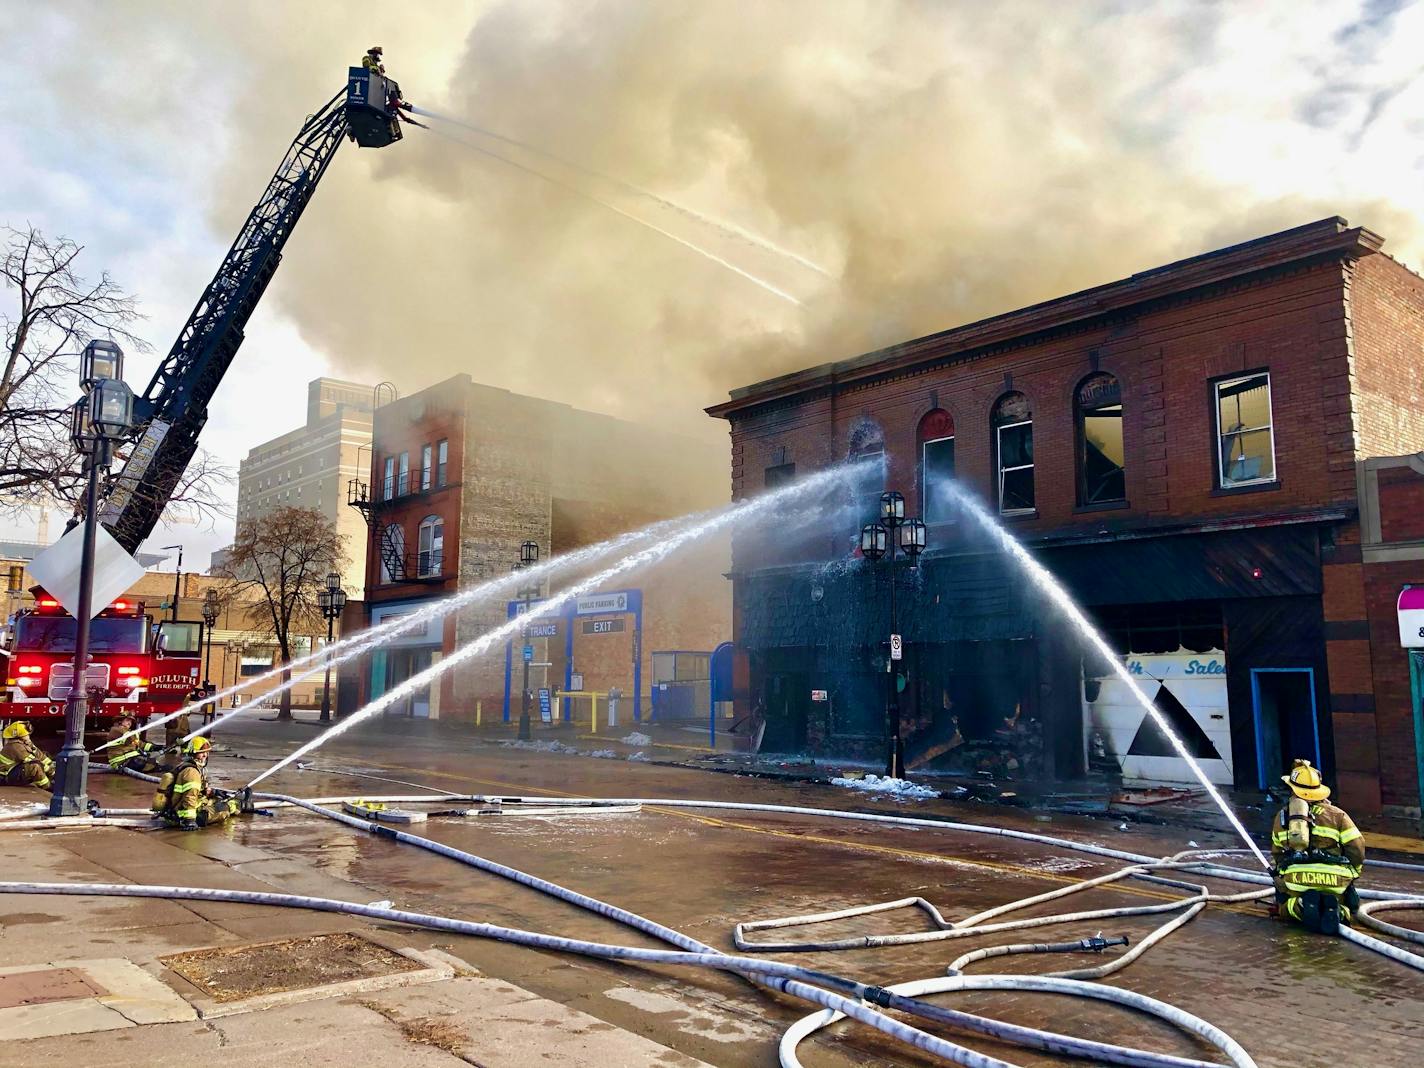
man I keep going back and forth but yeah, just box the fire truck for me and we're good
[4,591,204,729]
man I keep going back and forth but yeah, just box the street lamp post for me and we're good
[229,639,248,705]
[201,588,220,688]
[160,544,184,621]
[860,490,927,781]
[317,571,346,724]
[515,540,539,742]
[49,340,135,817]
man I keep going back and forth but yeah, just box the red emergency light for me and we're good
[36,597,61,611]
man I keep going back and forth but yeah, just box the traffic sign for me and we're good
[28,523,145,621]
[522,644,534,662]
[889,633,903,661]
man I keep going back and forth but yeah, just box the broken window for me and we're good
[993,392,1034,514]
[917,408,956,523]
[1215,372,1275,488]
[1076,373,1125,505]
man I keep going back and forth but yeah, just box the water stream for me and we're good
[942,482,1269,868]
[245,463,864,788]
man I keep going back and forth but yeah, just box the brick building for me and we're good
[708,217,1424,817]
[353,374,729,721]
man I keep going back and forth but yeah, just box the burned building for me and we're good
[709,218,1424,817]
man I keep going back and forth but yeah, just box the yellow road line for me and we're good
[324,756,1259,910]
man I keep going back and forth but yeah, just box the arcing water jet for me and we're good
[245,463,864,788]
[941,482,1270,869]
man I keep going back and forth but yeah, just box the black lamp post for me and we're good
[859,490,927,780]
[160,544,183,621]
[201,588,220,686]
[515,540,540,742]
[317,570,346,724]
[50,340,135,817]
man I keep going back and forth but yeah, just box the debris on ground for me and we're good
[358,999,469,1053]
[621,732,652,746]
[829,774,938,801]
[163,933,421,1002]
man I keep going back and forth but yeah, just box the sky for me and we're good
[2,0,1421,569]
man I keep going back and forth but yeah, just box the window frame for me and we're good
[1213,371,1276,490]
[920,433,956,524]
[397,451,410,497]
[382,456,395,501]
[436,439,449,487]
[420,443,433,491]
[996,419,1035,515]
[416,514,444,578]
[1074,373,1127,507]
[763,462,796,490]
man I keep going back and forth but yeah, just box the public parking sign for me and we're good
[522,644,534,662]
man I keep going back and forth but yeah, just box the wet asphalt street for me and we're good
[89,717,1424,1067]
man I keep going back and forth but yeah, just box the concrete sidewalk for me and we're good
[0,800,711,1068]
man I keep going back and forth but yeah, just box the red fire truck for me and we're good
[3,591,205,729]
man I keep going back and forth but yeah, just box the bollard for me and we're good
[476,699,482,728]
[591,694,599,734]
[608,687,621,728]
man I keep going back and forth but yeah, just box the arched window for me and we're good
[992,392,1034,514]
[417,515,444,577]
[1075,373,1125,505]
[378,523,406,584]
[917,409,956,523]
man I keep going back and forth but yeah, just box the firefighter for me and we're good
[362,46,384,75]
[1270,759,1365,935]
[105,714,163,774]
[150,737,245,831]
[167,689,199,749]
[1,721,54,790]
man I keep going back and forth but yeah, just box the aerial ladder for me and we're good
[95,64,412,553]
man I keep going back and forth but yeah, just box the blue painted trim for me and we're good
[1409,648,1424,817]
[1250,667,1320,789]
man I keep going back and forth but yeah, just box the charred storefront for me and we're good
[737,511,1343,792]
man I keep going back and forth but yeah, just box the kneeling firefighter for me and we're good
[1270,759,1365,934]
[1,721,55,790]
[106,714,164,774]
[150,737,252,831]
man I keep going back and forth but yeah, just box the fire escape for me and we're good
[347,477,439,586]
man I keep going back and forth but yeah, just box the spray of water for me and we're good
[418,123,804,307]
[942,482,1269,869]
[245,464,861,789]
[178,510,722,744]
[411,106,830,279]
[105,510,714,753]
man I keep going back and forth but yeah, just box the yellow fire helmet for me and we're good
[2,720,33,740]
[185,736,213,757]
[1283,759,1330,802]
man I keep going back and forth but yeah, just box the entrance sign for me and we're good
[529,622,558,638]
[1399,587,1424,648]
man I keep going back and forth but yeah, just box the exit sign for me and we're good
[582,617,625,635]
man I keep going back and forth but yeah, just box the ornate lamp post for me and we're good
[317,570,346,724]
[859,490,927,780]
[50,340,135,817]
[201,588,220,688]
[514,540,540,742]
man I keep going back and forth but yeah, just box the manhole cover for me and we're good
[162,933,423,1003]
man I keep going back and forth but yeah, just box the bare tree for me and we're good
[2,224,230,526]
[215,506,347,720]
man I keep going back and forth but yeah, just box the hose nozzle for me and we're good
[1079,933,1130,953]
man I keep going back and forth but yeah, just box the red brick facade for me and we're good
[710,218,1424,814]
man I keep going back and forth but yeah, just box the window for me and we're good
[847,419,886,529]
[1215,372,1275,488]
[993,392,1034,514]
[436,439,448,487]
[417,515,444,577]
[917,409,956,523]
[421,444,433,491]
[764,463,796,489]
[383,456,395,500]
[1075,373,1125,505]
[397,451,410,496]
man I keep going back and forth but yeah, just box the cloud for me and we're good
[5,0,1423,477]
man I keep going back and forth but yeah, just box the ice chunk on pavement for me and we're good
[829,774,938,801]
[621,732,652,746]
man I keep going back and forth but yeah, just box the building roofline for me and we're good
[706,216,1383,420]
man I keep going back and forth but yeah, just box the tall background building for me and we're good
[222,378,375,599]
